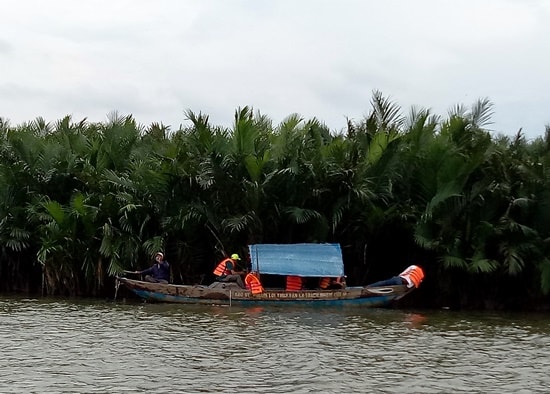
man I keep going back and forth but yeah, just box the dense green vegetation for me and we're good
[1,92,549,309]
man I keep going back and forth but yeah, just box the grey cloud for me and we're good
[1,0,549,137]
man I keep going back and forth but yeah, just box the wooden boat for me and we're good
[116,243,415,307]
[115,277,413,306]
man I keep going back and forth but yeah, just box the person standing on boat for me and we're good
[367,265,425,289]
[136,252,170,284]
[213,253,245,288]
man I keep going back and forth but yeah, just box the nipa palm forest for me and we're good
[1,92,549,310]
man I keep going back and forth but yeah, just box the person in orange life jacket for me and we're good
[319,276,346,290]
[213,253,245,288]
[135,252,170,284]
[367,265,425,289]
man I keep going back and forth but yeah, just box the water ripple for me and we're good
[1,298,549,393]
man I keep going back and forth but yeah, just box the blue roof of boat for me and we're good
[248,243,345,277]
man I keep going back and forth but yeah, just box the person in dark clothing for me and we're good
[136,252,170,283]
[367,265,424,289]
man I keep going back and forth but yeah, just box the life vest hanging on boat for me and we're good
[245,272,264,294]
[399,265,425,288]
[213,258,233,276]
[319,277,331,289]
[286,276,303,291]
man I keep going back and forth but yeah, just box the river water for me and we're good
[0,296,549,393]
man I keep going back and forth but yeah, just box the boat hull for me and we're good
[116,277,413,307]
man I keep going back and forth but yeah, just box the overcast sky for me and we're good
[1,0,549,139]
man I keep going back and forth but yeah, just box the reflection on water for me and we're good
[0,296,549,393]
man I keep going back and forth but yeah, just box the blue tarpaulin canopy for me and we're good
[248,243,345,277]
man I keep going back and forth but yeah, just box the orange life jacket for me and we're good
[286,275,303,291]
[213,258,233,277]
[319,277,331,289]
[245,272,264,295]
[399,265,425,288]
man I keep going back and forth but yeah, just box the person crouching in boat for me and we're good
[319,276,346,290]
[213,253,245,288]
[367,265,424,289]
[135,252,170,284]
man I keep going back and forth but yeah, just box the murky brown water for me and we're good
[1,296,549,393]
